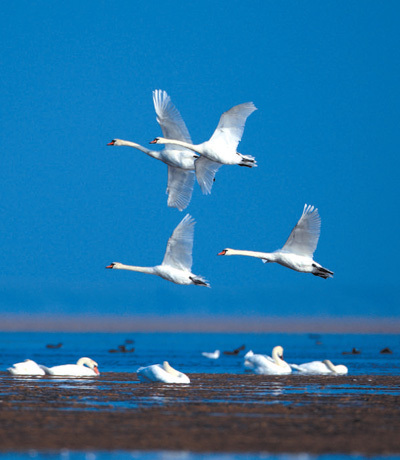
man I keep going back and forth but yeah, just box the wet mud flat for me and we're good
[0,372,399,455]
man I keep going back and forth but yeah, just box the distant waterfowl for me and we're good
[106,214,209,287]
[150,102,257,194]
[291,359,348,375]
[46,342,62,349]
[7,359,45,376]
[380,347,393,354]
[202,350,220,359]
[41,357,100,377]
[109,344,135,353]
[342,347,361,355]
[108,89,205,211]
[137,361,190,384]
[223,344,246,356]
[218,204,333,279]
[244,347,292,375]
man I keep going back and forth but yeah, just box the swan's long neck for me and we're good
[158,138,201,154]
[272,348,286,367]
[116,264,157,275]
[323,360,337,373]
[119,140,162,160]
[226,249,277,261]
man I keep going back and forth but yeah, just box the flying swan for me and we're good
[150,102,257,194]
[106,214,209,287]
[218,204,333,278]
[244,347,292,375]
[137,361,190,383]
[290,360,348,375]
[40,357,100,377]
[7,359,46,376]
[108,90,215,211]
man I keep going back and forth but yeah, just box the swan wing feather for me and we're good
[194,156,221,194]
[281,204,321,257]
[166,166,195,211]
[162,214,195,271]
[153,90,192,149]
[209,102,257,150]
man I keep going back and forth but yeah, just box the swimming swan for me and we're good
[137,361,190,383]
[7,359,46,376]
[291,359,348,374]
[108,90,211,211]
[218,204,333,279]
[244,346,292,375]
[150,102,257,194]
[201,350,220,359]
[106,214,209,287]
[41,357,100,377]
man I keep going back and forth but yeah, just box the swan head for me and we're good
[272,345,284,359]
[218,248,233,256]
[106,262,123,269]
[107,139,124,146]
[149,137,164,145]
[77,357,100,375]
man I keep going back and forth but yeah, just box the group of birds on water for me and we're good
[105,90,333,286]
[7,344,347,382]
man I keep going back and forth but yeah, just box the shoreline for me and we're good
[1,314,400,333]
[0,373,399,454]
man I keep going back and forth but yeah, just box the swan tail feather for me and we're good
[189,276,210,287]
[312,266,334,279]
[238,154,257,168]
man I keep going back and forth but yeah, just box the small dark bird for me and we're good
[380,347,393,354]
[223,344,246,356]
[124,339,134,344]
[342,347,361,355]
[46,343,63,349]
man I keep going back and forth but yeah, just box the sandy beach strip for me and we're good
[0,373,399,454]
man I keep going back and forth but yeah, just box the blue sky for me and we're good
[0,1,399,326]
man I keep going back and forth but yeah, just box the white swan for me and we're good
[150,102,257,194]
[108,90,213,211]
[137,361,190,383]
[291,359,348,375]
[7,359,46,376]
[201,350,220,359]
[218,204,333,279]
[41,357,100,377]
[244,347,292,375]
[106,214,209,286]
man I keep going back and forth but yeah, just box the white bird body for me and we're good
[151,102,257,193]
[137,361,190,384]
[41,357,100,377]
[244,347,292,375]
[218,204,333,279]
[202,350,220,359]
[107,214,209,287]
[7,359,45,376]
[291,359,348,375]
[108,90,207,211]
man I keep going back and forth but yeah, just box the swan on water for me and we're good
[41,357,100,377]
[218,204,333,279]
[201,350,220,359]
[150,102,257,194]
[7,359,45,376]
[137,361,190,383]
[291,359,348,375]
[244,347,292,375]
[108,90,215,211]
[106,214,209,287]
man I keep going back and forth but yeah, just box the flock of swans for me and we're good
[8,357,99,377]
[106,90,333,284]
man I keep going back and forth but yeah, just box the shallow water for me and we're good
[0,332,398,376]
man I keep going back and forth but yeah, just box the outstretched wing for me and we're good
[162,214,195,271]
[281,204,321,257]
[166,166,195,211]
[208,102,257,151]
[152,90,192,147]
[194,156,222,195]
